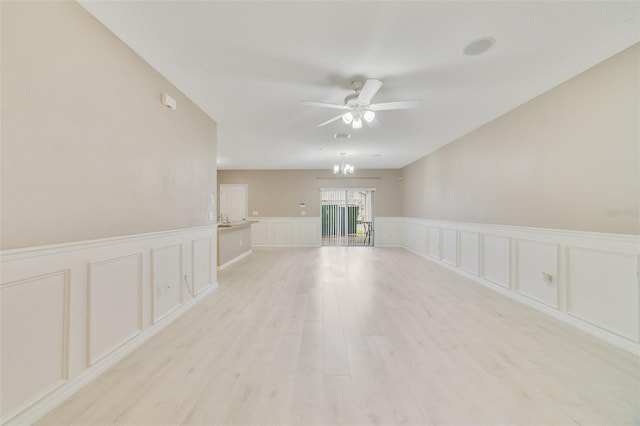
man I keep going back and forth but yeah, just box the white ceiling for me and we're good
[79,1,639,170]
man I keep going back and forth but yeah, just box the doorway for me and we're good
[219,184,247,222]
[321,188,375,246]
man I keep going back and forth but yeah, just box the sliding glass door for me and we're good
[321,188,375,247]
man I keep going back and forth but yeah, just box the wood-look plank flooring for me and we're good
[38,247,640,425]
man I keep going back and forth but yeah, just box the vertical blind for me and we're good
[320,188,375,247]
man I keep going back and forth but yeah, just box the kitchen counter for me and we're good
[217,220,256,231]
[217,221,257,269]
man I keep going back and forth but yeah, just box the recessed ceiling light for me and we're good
[463,37,495,56]
[372,153,382,157]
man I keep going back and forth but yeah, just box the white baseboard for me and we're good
[407,246,639,356]
[2,217,637,424]
[218,250,252,270]
[1,225,219,425]
[3,284,217,426]
[248,215,639,356]
[401,217,640,356]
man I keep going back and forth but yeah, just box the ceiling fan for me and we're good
[301,79,421,129]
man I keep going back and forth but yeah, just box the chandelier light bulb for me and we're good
[342,112,354,124]
[352,117,363,129]
[363,110,375,123]
[333,153,355,176]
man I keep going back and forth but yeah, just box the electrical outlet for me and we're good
[156,286,162,298]
[541,272,553,284]
[239,239,243,246]
[209,212,215,221]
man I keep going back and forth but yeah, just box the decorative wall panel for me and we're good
[459,231,480,275]
[1,271,69,418]
[151,245,183,323]
[567,247,638,341]
[482,235,511,288]
[88,254,142,365]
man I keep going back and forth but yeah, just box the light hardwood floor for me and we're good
[38,247,640,425]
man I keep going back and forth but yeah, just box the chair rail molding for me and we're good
[0,225,218,425]
[400,217,640,356]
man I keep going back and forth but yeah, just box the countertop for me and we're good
[216,220,258,231]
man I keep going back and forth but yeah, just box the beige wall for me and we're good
[218,169,403,218]
[1,1,217,249]
[217,225,251,266]
[402,43,639,235]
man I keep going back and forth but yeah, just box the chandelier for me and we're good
[333,153,354,176]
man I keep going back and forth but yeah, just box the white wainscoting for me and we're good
[88,254,142,365]
[374,217,403,247]
[442,228,458,266]
[459,231,480,275]
[250,217,405,247]
[481,234,511,288]
[251,217,321,247]
[0,225,218,425]
[401,218,427,254]
[151,244,183,324]
[0,271,70,420]
[401,218,640,355]
[192,237,213,295]
[567,247,639,341]
[428,227,441,259]
[273,221,293,245]
[515,239,559,308]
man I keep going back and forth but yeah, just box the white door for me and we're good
[220,184,247,222]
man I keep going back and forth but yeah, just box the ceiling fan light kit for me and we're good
[363,110,375,122]
[302,78,422,173]
[301,78,421,129]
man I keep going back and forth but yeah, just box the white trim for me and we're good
[400,217,640,356]
[408,246,639,355]
[3,284,217,426]
[1,225,218,424]
[218,250,252,270]
[251,216,404,248]
[319,187,377,191]
[1,224,218,261]
[402,217,639,248]
[251,217,322,247]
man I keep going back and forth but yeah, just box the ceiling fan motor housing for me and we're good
[344,93,360,108]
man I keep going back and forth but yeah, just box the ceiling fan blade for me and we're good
[300,101,347,110]
[369,100,422,111]
[318,113,344,127]
[357,79,383,104]
[365,116,380,129]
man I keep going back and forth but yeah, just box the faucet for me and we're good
[219,214,230,224]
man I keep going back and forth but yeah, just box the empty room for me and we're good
[1,1,639,425]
